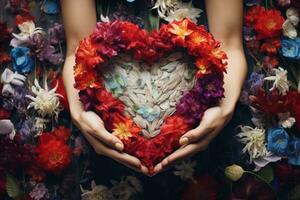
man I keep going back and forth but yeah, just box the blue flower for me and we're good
[104,74,127,96]
[267,127,289,155]
[10,47,34,74]
[280,37,300,59]
[287,138,300,166]
[41,0,59,14]
[137,106,160,122]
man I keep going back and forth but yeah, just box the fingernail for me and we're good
[115,142,123,151]
[179,137,189,146]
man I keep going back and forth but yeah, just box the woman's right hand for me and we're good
[72,110,149,174]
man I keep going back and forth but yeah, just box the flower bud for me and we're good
[225,164,244,181]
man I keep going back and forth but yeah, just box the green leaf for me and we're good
[148,12,160,31]
[288,184,300,200]
[6,174,23,199]
[258,165,274,184]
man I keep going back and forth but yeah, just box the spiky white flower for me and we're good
[278,112,296,128]
[81,180,112,200]
[153,0,180,18]
[10,21,45,47]
[236,126,267,163]
[164,3,202,23]
[264,67,289,95]
[173,159,197,182]
[26,79,62,119]
[110,176,143,200]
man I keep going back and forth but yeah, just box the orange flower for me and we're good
[195,58,212,78]
[75,37,103,68]
[260,38,281,54]
[74,70,102,90]
[112,118,141,140]
[254,9,284,39]
[168,19,194,46]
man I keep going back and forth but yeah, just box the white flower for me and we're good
[100,14,110,22]
[283,8,299,39]
[153,0,180,18]
[164,4,202,23]
[1,68,26,97]
[153,0,202,22]
[283,20,298,39]
[236,126,267,163]
[26,79,62,119]
[278,112,296,128]
[286,7,299,26]
[264,67,289,95]
[10,21,45,47]
[35,117,50,134]
[110,176,143,200]
[253,151,281,171]
[173,159,197,182]
[81,181,113,200]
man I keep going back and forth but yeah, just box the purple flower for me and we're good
[28,33,64,65]
[29,183,49,200]
[12,86,30,111]
[176,91,207,124]
[18,118,37,141]
[195,74,224,104]
[48,23,65,45]
[246,72,265,93]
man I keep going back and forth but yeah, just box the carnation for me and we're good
[35,133,72,174]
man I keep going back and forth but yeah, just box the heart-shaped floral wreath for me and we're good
[74,19,227,173]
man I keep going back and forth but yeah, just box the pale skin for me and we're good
[60,0,247,176]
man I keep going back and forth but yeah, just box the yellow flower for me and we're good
[224,164,244,182]
[169,19,193,40]
[112,123,133,140]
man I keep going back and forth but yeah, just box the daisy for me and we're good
[26,79,62,119]
[236,126,267,162]
[264,67,289,95]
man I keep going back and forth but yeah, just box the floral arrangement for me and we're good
[74,18,227,173]
[1,0,300,199]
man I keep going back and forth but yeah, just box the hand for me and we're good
[153,106,234,174]
[72,111,148,175]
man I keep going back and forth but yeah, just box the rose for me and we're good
[280,38,300,59]
[267,127,289,155]
[10,47,34,73]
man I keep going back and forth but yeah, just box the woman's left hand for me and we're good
[153,105,234,174]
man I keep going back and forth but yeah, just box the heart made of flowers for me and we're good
[74,19,227,173]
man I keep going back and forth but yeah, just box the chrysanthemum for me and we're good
[173,159,197,182]
[264,67,289,95]
[164,3,202,23]
[237,126,267,162]
[26,79,62,119]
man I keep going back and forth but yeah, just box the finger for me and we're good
[179,124,215,146]
[91,125,124,152]
[85,131,146,173]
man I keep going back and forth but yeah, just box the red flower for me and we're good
[15,14,34,26]
[181,175,218,200]
[249,89,288,115]
[0,107,11,119]
[74,68,103,90]
[254,9,284,39]
[260,38,281,54]
[75,37,104,69]
[35,133,72,174]
[53,126,71,143]
[263,56,279,68]
[50,76,69,111]
[244,6,266,26]
[0,49,11,64]
[26,165,46,182]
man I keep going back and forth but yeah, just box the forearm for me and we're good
[62,55,84,121]
[220,46,247,115]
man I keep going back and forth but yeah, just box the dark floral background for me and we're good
[0,0,300,200]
